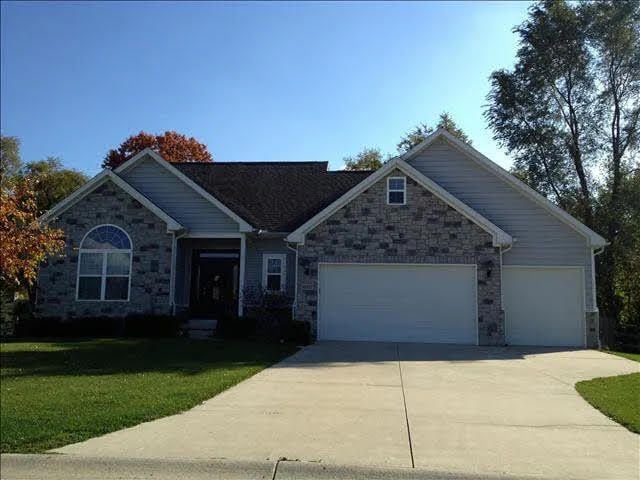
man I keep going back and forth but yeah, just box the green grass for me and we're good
[576,351,639,434]
[0,338,297,453]
[603,350,640,363]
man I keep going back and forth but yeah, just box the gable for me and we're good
[403,131,606,248]
[286,158,512,247]
[119,156,241,235]
[40,170,182,232]
[406,138,593,261]
[304,167,495,259]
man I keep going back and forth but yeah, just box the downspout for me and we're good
[499,240,514,346]
[286,242,299,320]
[592,245,606,349]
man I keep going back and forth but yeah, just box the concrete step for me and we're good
[185,319,218,330]
[187,330,214,339]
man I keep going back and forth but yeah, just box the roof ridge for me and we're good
[174,161,329,166]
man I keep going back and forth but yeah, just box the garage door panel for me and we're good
[504,267,584,347]
[318,264,477,344]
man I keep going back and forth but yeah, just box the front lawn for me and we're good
[603,350,640,363]
[0,338,297,453]
[576,352,639,434]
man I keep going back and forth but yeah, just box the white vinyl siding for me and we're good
[318,263,477,343]
[407,138,594,310]
[120,157,240,234]
[245,237,295,297]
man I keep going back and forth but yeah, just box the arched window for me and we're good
[77,225,132,301]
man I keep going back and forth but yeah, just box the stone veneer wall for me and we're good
[586,311,599,348]
[296,169,504,345]
[36,181,173,319]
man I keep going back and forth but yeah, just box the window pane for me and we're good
[78,277,101,300]
[107,252,130,275]
[266,274,281,291]
[105,277,129,300]
[389,191,405,204]
[267,258,282,274]
[82,225,131,250]
[388,178,405,190]
[79,252,103,275]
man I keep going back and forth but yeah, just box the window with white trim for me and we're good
[77,225,132,301]
[387,176,406,205]
[262,254,286,292]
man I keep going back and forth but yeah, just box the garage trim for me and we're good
[317,262,479,345]
[503,265,586,347]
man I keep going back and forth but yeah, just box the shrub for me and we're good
[216,315,257,339]
[124,314,181,338]
[17,316,124,337]
[15,314,181,338]
[274,320,311,345]
[614,323,640,353]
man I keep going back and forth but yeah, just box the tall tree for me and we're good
[343,148,384,171]
[582,0,640,323]
[486,0,597,225]
[22,157,88,213]
[486,0,640,328]
[104,131,213,169]
[594,168,640,329]
[0,136,21,186]
[397,112,471,153]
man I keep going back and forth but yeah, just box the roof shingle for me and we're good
[174,161,371,232]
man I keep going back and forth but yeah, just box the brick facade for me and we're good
[296,169,505,345]
[586,311,599,348]
[36,181,173,319]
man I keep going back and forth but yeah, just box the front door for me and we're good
[190,250,239,318]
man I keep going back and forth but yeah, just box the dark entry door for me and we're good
[190,250,239,318]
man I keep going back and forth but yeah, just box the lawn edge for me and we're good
[575,372,640,435]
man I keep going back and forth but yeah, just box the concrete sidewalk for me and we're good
[46,343,640,479]
[0,454,558,480]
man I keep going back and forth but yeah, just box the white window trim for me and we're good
[387,176,406,205]
[262,253,287,292]
[75,225,133,302]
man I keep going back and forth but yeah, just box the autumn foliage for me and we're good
[0,178,65,289]
[103,131,213,169]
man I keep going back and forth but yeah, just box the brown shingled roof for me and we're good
[174,161,371,232]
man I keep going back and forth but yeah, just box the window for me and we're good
[262,254,286,292]
[387,176,406,205]
[77,225,132,301]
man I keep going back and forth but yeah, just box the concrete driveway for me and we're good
[53,342,639,479]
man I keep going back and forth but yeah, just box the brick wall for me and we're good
[296,169,504,345]
[36,181,173,319]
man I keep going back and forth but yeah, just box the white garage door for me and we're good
[503,267,584,347]
[318,263,477,343]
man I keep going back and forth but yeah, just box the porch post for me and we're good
[238,233,246,317]
[169,232,177,315]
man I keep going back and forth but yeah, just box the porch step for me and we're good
[186,319,217,330]
[183,318,218,339]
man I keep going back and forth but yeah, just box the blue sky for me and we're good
[1,1,531,176]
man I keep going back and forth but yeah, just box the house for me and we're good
[37,129,607,347]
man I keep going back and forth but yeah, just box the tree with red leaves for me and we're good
[103,131,213,169]
[0,177,65,291]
